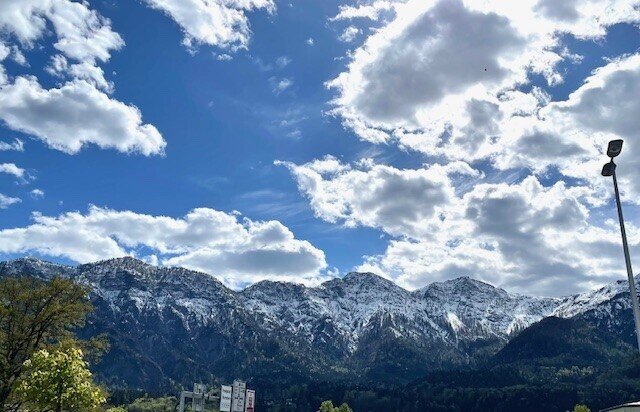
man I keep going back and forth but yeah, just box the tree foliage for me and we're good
[125,396,177,412]
[319,400,353,412]
[574,405,591,412]
[16,344,106,411]
[0,276,92,409]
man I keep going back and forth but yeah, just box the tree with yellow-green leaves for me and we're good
[16,343,106,412]
[318,400,353,412]
[0,276,104,411]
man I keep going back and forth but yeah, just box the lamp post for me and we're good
[601,139,640,351]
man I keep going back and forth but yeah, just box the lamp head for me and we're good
[602,161,616,177]
[607,139,623,158]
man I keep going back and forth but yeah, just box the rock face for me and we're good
[0,257,313,392]
[0,257,636,391]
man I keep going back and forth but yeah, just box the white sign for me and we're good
[193,383,206,394]
[220,385,232,412]
[231,380,247,412]
[245,389,255,412]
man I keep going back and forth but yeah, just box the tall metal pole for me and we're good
[612,168,640,351]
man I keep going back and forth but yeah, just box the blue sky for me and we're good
[0,0,639,295]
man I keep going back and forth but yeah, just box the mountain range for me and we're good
[0,257,636,392]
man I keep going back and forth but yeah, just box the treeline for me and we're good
[250,354,640,411]
[249,317,640,411]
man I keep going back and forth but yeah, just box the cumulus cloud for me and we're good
[0,0,124,63]
[0,77,166,155]
[490,54,640,203]
[142,0,275,51]
[328,0,640,156]
[278,156,480,239]
[0,206,328,288]
[0,0,122,91]
[282,156,634,295]
[0,0,166,156]
[328,0,528,140]
[307,0,640,295]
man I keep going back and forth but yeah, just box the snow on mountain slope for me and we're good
[418,276,561,340]
[0,256,243,330]
[3,256,640,378]
[240,273,564,357]
[553,277,638,319]
[0,257,318,390]
[240,272,451,354]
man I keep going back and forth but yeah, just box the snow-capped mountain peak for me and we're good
[2,257,638,389]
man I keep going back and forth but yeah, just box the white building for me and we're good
[601,401,640,412]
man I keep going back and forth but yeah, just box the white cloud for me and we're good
[0,0,165,156]
[0,163,26,179]
[0,206,328,288]
[306,37,314,46]
[359,178,631,296]
[328,0,640,156]
[30,189,44,199]
[215,53,233,61]
[46,55,113,92]
[0,77,166,155]
[0,43,10,85]
[10,45,27,66]
[0,0,124,64]
[338,26,361,43]
[276,56,291,68]
[282,156,634,295]
[269,77,293,95]
[0,139,24,151]
[142,0,275,51]
[489,54,640,203]
[278,156,477,239]
[331,1,399,21]
[328,0,529,141]
[0,193,20,209]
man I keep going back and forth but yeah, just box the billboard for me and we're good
[231,380,246,412]
[245,389,255,412]
[220,385,232,412]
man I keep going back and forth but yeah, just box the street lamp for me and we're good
[602,139,640,351]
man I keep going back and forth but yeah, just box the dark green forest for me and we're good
[107,318,640,411]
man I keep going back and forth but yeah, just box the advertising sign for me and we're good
[244,389,255,412]
[220,385,232,412]
[231,380,246,412]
